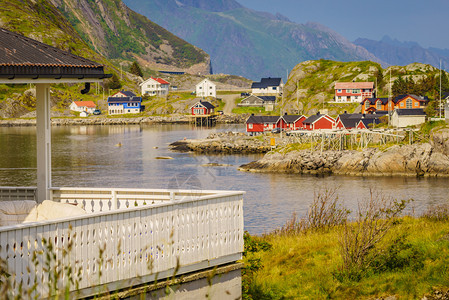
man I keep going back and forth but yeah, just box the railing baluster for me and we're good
[0,187,244,298]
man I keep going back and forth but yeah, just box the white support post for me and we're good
[36,84,51,203]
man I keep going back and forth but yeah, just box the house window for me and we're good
[376,101,382,110]
[346,89,351,93]
[365,101,370,110]
[338,89,342,92]
[199,87,202,89]
[353,89,360,93]
[338,96,341,100]
[406,98,412,109]
[401,102,405,108]
[248,124,253,129]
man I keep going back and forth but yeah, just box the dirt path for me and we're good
[221,94,239,114]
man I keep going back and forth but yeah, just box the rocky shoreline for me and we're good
[0,114,246,127]
[169,132,273,154]
[171,129,449,177]
[238,143,449,177]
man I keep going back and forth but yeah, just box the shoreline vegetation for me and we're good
[242,189,449,299]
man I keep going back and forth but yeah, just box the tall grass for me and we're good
[242,190,449,299]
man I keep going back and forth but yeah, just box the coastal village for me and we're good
[2,1,449,299]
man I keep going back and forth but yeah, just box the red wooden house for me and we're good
[190,101,215,115]
[246,115,280,133]
[278,114,306,130]
[302,113,335,130]
[335,113,385,130]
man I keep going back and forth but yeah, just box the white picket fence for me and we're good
[0,187,244,298]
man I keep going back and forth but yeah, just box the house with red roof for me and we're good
[302,113,335,130]
[69,101,96,114]
[335,82,374,103]
[140,77,170,96]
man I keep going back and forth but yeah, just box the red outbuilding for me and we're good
[302,113,335,130]
[246,115,280,134]
[190,101,215,115]
[278,114,306,131]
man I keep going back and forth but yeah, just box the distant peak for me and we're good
[380,35,421,48]
[176,0,242,12]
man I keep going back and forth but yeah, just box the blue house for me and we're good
[108,91,142,115]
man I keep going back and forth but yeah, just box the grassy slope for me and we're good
[244,217,449,299]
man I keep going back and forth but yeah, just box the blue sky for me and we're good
[237,0,449,49]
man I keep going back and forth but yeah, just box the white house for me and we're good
[391,108,426,128]
[196,79,216,98]
[69,101,96,114]
[140,77,170,96]
[251,77,283,95]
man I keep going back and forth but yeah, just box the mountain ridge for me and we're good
[354,36,449,70]
[123,0,385,79]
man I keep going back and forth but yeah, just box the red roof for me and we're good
[73,101,96,108]
[335,82,374,89]
[151,77,170,85]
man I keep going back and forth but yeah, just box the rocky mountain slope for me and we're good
[355,36,449,70]
[49,0,210,74]
[123,0,384,79]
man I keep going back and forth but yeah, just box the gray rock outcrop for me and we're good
[239,143,449,177]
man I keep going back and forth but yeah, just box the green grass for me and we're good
[232,106,280,115]
[243,216,449,299]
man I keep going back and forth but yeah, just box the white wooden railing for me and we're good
[0,187,244,298]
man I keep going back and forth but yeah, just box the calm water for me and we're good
[0,124,448,235]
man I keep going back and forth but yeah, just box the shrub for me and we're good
[370,234,425,273]
[422,204,449,221]
[272,188,350,236]
[336,191,411,281]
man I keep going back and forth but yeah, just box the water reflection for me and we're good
[0,124,448,234]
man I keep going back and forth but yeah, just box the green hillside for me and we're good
[282,60,448,116]
[55,0,209,70]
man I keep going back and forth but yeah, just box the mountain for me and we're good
[122,0,384,79]
[49,0,210,74]
[0,0,104,63]
[0,0,210,75]
[354,36,449,70]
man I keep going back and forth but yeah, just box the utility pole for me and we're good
[388,68,392,127]
[439,58,441,120]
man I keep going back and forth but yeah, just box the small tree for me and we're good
[129,61,143,77]
[106,73,122,90]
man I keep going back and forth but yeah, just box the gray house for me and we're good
[238,95,276,111]
[391,108,426,128]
